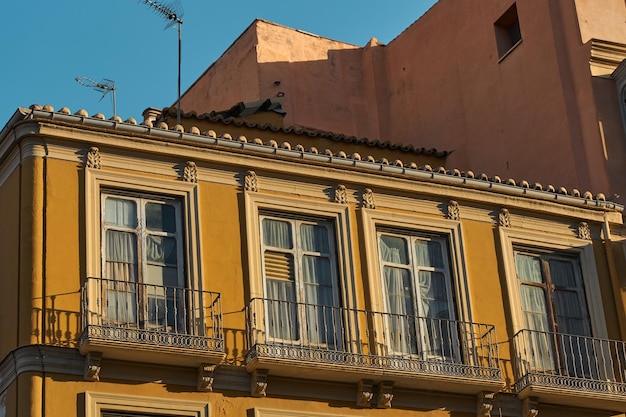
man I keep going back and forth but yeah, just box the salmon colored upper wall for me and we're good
[574,0,626,44]
[382,0,611,195]
[180,22,261,114]
[0,170,20,359]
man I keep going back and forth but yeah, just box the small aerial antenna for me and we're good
[75,76,117,117]
[141,0,184,125]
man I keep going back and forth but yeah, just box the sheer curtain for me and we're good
[263,219,298,341]
[415,240,452,359]
[516,253,555,371]
[301,223,338,346]
[104,198,138,324]
[380,235,417,355]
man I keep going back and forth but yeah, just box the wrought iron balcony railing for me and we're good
[80,277,224,353]
[512,329,626,395]
[246,298,501,383]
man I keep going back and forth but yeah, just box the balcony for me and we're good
[512,329,626,412]
[246,298,503,394]
[80,277,225,366]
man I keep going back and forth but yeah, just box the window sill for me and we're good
[498,38,523,63]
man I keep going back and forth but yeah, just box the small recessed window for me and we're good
[495,3,522,59]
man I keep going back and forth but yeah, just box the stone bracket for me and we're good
[84,351,102,382]
[356,379,374,407]
[251,369,269,397]
[522,396,539,417]
[477,391,495,417]
[375,381,394,408]
[197,364,217,392]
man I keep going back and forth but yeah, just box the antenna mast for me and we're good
[75,77,117,117]
[141,0,184,125]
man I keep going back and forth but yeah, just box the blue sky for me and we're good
[0,1,437,124]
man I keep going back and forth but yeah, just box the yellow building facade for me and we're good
[0,104,625,416]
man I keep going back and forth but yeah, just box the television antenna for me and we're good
[141,0,184,125]
[75,76,117,117]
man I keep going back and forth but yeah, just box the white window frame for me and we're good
[85,168,202,293]
[377,229,458,360]
[85,391,208,417]
[497,226,608,339]
[361,208,471,323]
[260,214,342,347]
[245,191,355,308]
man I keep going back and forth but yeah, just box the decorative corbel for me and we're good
[335,184,348,204]
[498,208,511,228]
[522,397,539,417]
[183,161,198,183]
[361,188,376,209]
[86,147,102,169]
[477,391,495,417]
[447,200,460,220]
[375,381,394,408]
[356,379,374,407]
[577,222,591,240]
[84,351,102,382]
[245,170,259,192]
[251,369,268,397]
[197,364,217,392]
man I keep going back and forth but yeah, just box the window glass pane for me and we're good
[418,271,449,319]
[105,197,136,228]
[145,202,177,233]
[555,289,590,336]
[302,255,332,288]
[549,259,577,287]
[105,230,138,282]
[520,284,550,332]
[300,223,330,253]
[146,235,178,266]
[380,235,408,265]
[384,266,417,354]
[414,240,443,268]
[262,218,292,249]
[515,253,543,283]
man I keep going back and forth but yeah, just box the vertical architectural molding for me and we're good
[86,147,102,169]
[361,188,376,209]
[447,200,460,220]
[183,161,198,183]
[356,379,374,407]
[477,392,495,417]
[334,184,348,204]
[251,369,268,397]
[522,397,539,417]
[245,170,259,192]
[84,352,102,382]
[197,364,217,392]
[375,381,393,408]
[498,208,511,228]
[578,222,591,240]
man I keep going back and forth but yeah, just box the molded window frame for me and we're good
[361,208,472,326]
[85,391,208,417]
[244,191,356,309]
[85,168,202,293]
[497,226,608,339]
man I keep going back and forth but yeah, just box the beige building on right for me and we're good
[181,0,626,207]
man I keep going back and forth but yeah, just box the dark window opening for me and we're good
[495,3,522,59]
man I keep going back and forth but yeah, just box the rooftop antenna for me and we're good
[141,0,184,125]
[75,76,117,117]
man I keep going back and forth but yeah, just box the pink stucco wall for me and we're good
[180,1,626,201]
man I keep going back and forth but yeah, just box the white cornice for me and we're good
[1,110,622,226]
[590,38,626,77]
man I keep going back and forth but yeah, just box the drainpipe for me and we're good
[602,214,626,339]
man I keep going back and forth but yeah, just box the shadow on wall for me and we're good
[32,291,81,347]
